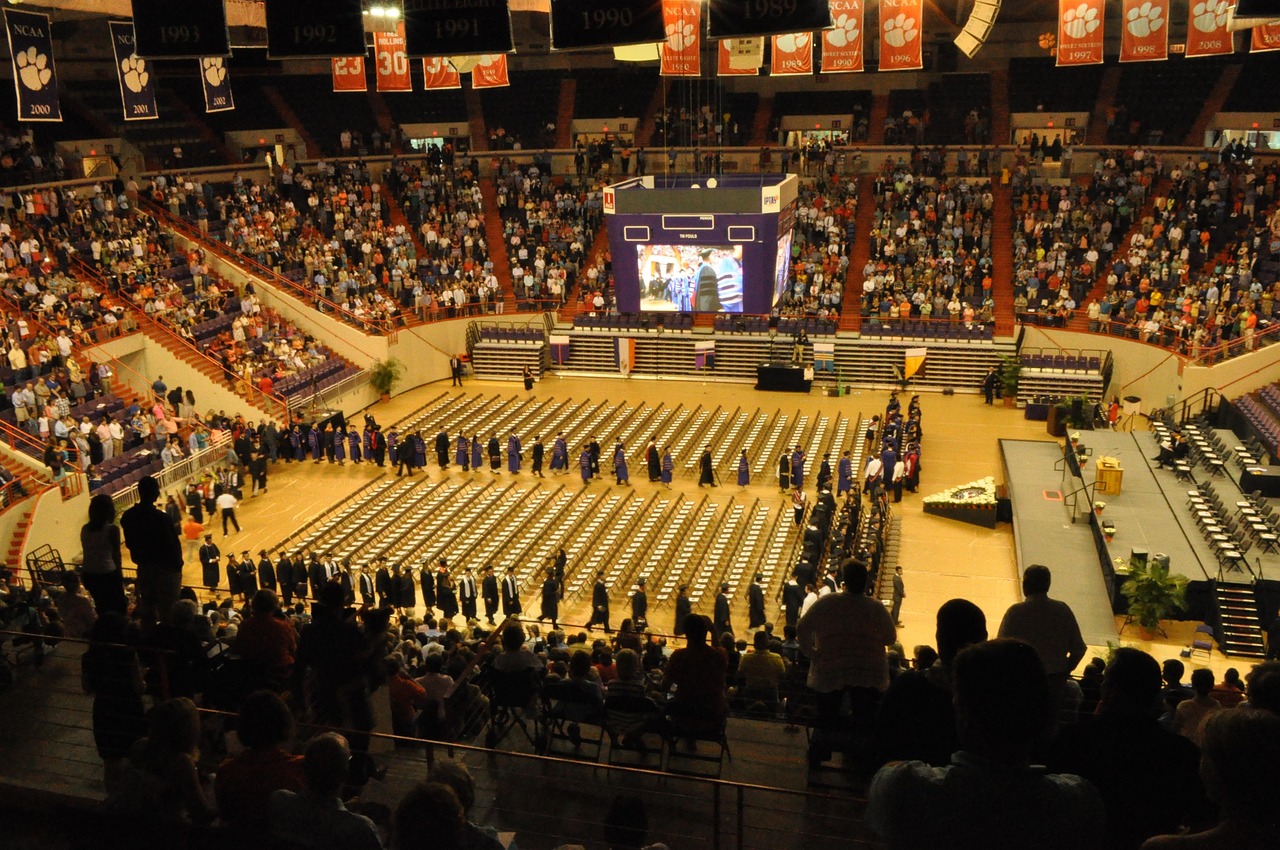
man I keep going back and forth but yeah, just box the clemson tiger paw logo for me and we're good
[1125,1,1164,37]
[478,54,500,67]
[202,57,226,87]
[16,47,52,91]
[827,13,860,47]
[121,55,149,93]
[1063,4,1101,39]
[1191,0,1229,32]
[665,20,696,51]
[776,33,810,54]
[883,14,918,48]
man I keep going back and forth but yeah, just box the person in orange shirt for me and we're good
[181,514,204,563]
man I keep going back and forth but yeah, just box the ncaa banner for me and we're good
[771,33,814,75]
[878,0,923,71]
[199,57,235,113]
[1252,21,1280,53]
[4,9,60,122]
[108,21,157,121]
[331,57,367,91]
[1120,0,1168,62]
[374,24,412,92]
[1057,0,1105,66]
[660,0,701,76]
[422,57,462,90]
[822,0,865,73]
[471,54,510,89]
[718,40,759,75]
[1185,0,1233,57]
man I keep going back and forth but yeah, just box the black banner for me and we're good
[550,0,665,50]
[130,0,230,58]
[265,0,367,58]
[403,0,515,56]
[708,0,833,39]
[200,57,235,112]
[4,9,60,123]
[109,21,158,122]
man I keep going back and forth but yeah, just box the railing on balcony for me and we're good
[109,432,232,511]
[0,418,86,502]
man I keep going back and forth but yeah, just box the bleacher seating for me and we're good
[573,69,657,120]
[480,70,561,149]
[1110,58,1237,146]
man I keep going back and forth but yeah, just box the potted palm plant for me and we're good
[369,357,404,402]
[999,355,1021,408]
[1119,555,1188,639]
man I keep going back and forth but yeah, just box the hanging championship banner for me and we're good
[266,0,366,58]
[471,54,510,88]
[878,0,923,71]
[1120,0,1168,61]
[200,56,235,112]
[1185,0,1233,57]
[770,33,814,75]
[5,10,60,123]
[822,0,865,73]
[108,21,157,121]
[718,40,760,75]
[129,0,230,58]
[660,0,701,76]
[422,57,462,90]
[332,56,368,92]
[1251,21,1280,52]
[374,25,412,92]
[1057,0,1105,66]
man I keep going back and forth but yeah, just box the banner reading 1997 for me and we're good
[4,9,60,122]
[109,21,158,121]
[1056,0,1105,66]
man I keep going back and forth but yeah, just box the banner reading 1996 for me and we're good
[4,9,60,122]
[109,21,158,121]
[878,0,923,71]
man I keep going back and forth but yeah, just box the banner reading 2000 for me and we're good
[878,0,923,71]
[1057,0,1105,66]
[4,9,60,122]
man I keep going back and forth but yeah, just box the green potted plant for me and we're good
[999,355,1022,408]
[369,357,404,402]
[1119,555,1188,639]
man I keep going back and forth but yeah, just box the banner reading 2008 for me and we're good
[109,20,158,121]
[878,0,923,71]
[1057,0,1105,66]
[4,9,60,122]
[1184,0,1233,58]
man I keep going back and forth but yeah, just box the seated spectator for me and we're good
[215,689,305,832]
[392,780,467,850]
[428,760,504,850]
[491,622,544,673]
[113,696,216,824]
[660,614,728,726]
[269,732,383,850]
[1245,660,1280,714]
[235,588,297,685]
[1210,667,1245,708]
[1174,668,1222,746]
[56,572,96,639]
[736,629,788,711]
[385,652,428,744]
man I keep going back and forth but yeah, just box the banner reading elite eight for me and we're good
[771,33,814,75]
[108,20,158,121]
[373,25,411,92]
[422,57,462,90]
[821,0,864,73]
[1251,21,1280,53]
[471,54,510,89]
[660,0,701,76]
[1120,0,1168,62]
[1057,0,1105,66]
[4,9,60,122]
[878,0,923,71]
[1185,0,1234,57]
[331,57,367,92]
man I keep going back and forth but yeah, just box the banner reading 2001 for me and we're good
[109,20,158,121]
[878,0,923,71]
[1120,0,1168,62]
[1057,0,1105,66]
[4,9,60,122]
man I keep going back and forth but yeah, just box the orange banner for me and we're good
[770,33,814,75]
[331,56,367,92]
[821,0,865,73]
[1251,21,1280,53]
[1185,0,1234,57]
[1120,0,1168,61]
[422,57,461,90]
[373,25,411,92]
[471,54,510,88]
[878,0,923,71]
[660,0,701,76]
[1057,0,1105,66]
[718,39,759,75]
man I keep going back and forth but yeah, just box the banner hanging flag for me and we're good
[1251,21,1280,52]
[904,347,927,380]
[471,54,510,88]
[331,56,367,91]
[199,56,235,112]
[660,0,701,76]
[422,57,462,89]
[694,339,716,370]
[770,33,814,75]
[616,337,635,374]
[1185,0,1233,57]
[108,20,157,121]
[822,0,865,73]
[4,9,60,122]
[1057,0,1105,66]
[718,39,760,75]
[878,0,923,70]
[1120,0,1168,61]
[374,24,411,92]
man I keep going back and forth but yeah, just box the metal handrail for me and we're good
[109,431,232,512]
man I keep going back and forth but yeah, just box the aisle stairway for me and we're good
[989,67,1011,145]
[556,80,576,149]
[1085,66,1122,145]
[1215,581,1267,658]
[751,94,774,146]
[838,174,876,332]
[263,85,321,157]
[990,182,1014,336]
[465,81,488,151]
[867,93,890,145]
[477,179,515,308]
[635,80,667,148]
[383,184,429,259]
[1185,64,1243,146]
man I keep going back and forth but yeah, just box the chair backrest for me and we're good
[488,667,543,709]
[1194,624,1214,636]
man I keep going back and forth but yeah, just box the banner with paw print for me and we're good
[1056,0,1104,66]
[199,57,235,113]
[471,55,510,89]
[1120,0,1168,62]
[331,57,368,92]
[1251,21,1280,53]
[821,0,864,74]
[660,0,701,76]
[878,0,923,71]
[108,21,157,121]
[770,33,814,76]
[4,9,60,122]
[422,58,462,90]
[1185,0,1233,57]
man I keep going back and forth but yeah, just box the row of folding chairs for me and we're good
[1187,482,1256,574]
[688,501,746,606]
[655,500,722,605]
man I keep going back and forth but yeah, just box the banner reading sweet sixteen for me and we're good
[1251,21,1280,53]
[821,0,864,74]
[1185,0,1234,57]
[1120,0,1168,62]
[471,54,510,89]
[878,0,923,71]
[4,9,60,122]
[771,33,814,76]
[1056,0,1105,66]
[660,0,701,76]
[373,24,411,92]
[200,57,235,113]
[109,20,158,121]
[422,57,462,90]
[331,56,367,92]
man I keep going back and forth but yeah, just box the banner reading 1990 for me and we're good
[109,21,158,121]
[4,9,61,122]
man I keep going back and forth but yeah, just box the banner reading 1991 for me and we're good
[4,9,61,122]
[109,21,158,121]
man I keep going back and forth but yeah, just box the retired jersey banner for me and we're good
[199,57,234,112]
[878,0,923,71]
[374,25,411,92]
[771,33,814,75]
[109,21,157,121]
[422,57,462,90]
[4,9,60,122]
[718,40,759,75]
[331,56,367,91]
[822,0,865,73]
[471,54,510,89]
[1251,21,1280,52]
[660,0,701,76]
[1185,0,1233,57]
[1120,0,1168,62]
[1057,0,1105,66]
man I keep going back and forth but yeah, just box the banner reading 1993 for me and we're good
[109,21,158,121]
[1056,0,1105,66]
[4,9,60,122]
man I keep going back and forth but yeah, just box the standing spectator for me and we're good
[1174,668,1223,746]
[80,493,127,616]
[116,697,217,824]
[997,564,1086,710]
[119,476,184,624]
[661,614,728,730]
[81,612,146,794]
[890,566,906,626]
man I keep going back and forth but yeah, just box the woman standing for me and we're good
[80,493,127,615]
[81,612,146,793]
[470,433,483,472]
[737,450,750,488]
[455,433,470,471]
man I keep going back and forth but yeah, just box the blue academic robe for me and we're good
[881,448,897,486]
[837,457,853,494]
[291,430,304,461]
[307,429,320,460]
[471,439,483,470]
[456,435,469,467]
[579,449,593,483]
[387,430,399,464]
[362,429,374,461]
[737,455,750,486]
[414,436,427,468]
[661,452,674,484]
[334,432,347,461]
[551,437,567,471]
[507,435,522,473]
[614,445,628,481]
[348,430,362,462]
[791,450,806,489]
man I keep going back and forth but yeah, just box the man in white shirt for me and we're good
[216,489,242,536]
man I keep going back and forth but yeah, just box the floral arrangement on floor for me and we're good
[923,476,999,528]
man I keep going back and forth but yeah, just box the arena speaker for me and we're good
[954,0,1002,58]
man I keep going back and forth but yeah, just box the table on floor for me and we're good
[756,364,813,393]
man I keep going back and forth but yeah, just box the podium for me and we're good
[1095,456,1124,495]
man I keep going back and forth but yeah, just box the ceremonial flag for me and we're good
[374,24,411,92]
[1120,0,1168,62]
[878,0,923,70]
[905,347,927,380]
[422,57,462,89]
[616,338,636,374]
[332,56,367,91]
[822,0,865,73]
[660,0,701,76]
[109,20,158,121]
[771,33,814,75]
[1185,0,1234,57]
[813,341,835,372]
[550,334,571,365]
[1057,0,1105,66]
[471,54,510,88]
[199,56,235,113]
[695,340,716,369]
[4,9,60,122]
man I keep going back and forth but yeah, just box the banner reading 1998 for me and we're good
[4,9,60,122]
[109,21,158,121]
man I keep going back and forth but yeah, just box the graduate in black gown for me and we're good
[646,439,661,482]
[487,435,501,472]
[698,446,716,487]
[778,454,791,491]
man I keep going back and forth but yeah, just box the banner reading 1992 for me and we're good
[109,21,158,121]
[4,9,61,122]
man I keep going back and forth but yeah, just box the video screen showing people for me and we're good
[635,244,744,312]
[773,231,794,307]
